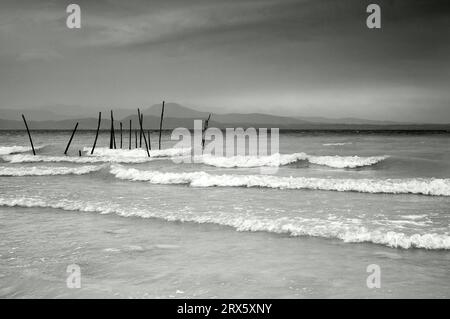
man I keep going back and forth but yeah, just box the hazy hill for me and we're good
[144,103,209,119]
[1,103,449,130]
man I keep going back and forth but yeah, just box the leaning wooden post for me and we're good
[120,122,123,149]
[91,112,101,155]
[129,120,132,150]
[137,109,150,157]
[158,100,165,150]
[202,114,212,151]
[21,114,36,155]
[64,122,79,155]
[79,150,82,157]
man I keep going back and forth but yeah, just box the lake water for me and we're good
[0,130,449,298]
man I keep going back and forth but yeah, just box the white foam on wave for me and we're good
[306,155,388,169]
[197,153,388,169]
[323,142,352,146]
[198,153,308,168]
[1,147,191,164]
[401,214,428,220]
[0,145,45,155]
[109,165,450,196]
[84,147,191,158]
[0,196,448,249]
[2,147,387,169]
[2,154,148,164]
[0,165,104,176]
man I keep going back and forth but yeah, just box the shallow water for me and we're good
[0,130,449,297]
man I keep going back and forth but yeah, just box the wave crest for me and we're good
[2,147,387,169]
[0,145,45,155]
[2,147,191,164]
[306,155,388,168]
[197,153,388,168]
[2,154,139,164]
[109,165,450,196]
[84,147,191,158]
[0,165,104,176]
[323,142,352,146]
[0,196,448,249]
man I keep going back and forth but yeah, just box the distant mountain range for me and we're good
[0,103,449,130]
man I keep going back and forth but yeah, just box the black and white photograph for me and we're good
[0,0,449,305]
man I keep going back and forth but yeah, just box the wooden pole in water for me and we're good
[109,111,113,149]
[158,100,165,150]
[120,122,123,149]
[91,112,101,155]
[110,110,117,149]
[21,114,36,155]
[137,109,150,157]
[135,130,137,148]
[79,150,82,156]
[129,119,132,150]
[141,114,144,148]
[139,115,143,148]
[147,130,151,150]
[64,122,79,155]
[202,113,212,151]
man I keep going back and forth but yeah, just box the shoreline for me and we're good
[1,206,449,298]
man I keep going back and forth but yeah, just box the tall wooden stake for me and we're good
[120,122,123,149]
[109,110,114,149]
[112,113,116,149]
[137,109,150,157]
[147,130,151,150]
[202,113,212,150]
[21,114,36,155]
[64,122,79,155]
[91,112,101,155]
[139,115,143,148]
[158,101,165,150]
[129,120,132,150]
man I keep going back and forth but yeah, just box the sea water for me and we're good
[0,130,449,298]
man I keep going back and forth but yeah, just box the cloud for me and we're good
[0,0,448,122]
[77,1,290,48]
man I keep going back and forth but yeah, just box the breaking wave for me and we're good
[2,148,387,169]
[323,142,353,146]
[0,196,448,249]
[83,147,191,158]
[0,165,104,176]
[197,153,388,169]
[1,154,148,164]
[306,154,388,168]
[1,147,191,164]
[109,165,450,196]
[0,145,46,155]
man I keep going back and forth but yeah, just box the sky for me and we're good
[0,0,449,123]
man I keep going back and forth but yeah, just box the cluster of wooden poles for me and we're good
[21,101,213,157]
[21,101,167,157]
[91,103,166,157]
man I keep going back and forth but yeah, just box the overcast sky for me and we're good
[0,0,449,122]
